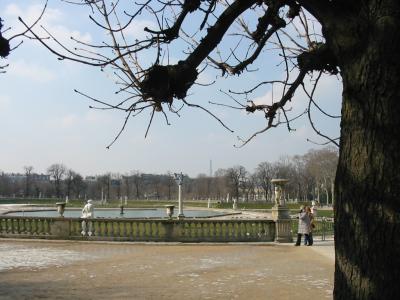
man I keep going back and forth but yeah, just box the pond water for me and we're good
[7,208,227,219]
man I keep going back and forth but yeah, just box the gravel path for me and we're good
[0,239,333,300]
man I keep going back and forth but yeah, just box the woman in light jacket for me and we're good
[295,206,311,246]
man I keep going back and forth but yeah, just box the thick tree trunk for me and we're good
[332,2,400,298]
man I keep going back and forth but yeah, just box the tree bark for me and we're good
[331,1,400,298]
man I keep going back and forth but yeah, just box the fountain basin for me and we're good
[6,208,228,219]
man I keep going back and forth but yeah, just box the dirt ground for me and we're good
[0,240,333,300]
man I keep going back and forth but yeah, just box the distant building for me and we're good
[84,176,97,182]
[6,173,26,182]
[32,174,50,182]
[3,173,50,183]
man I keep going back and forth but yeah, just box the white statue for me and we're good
[274,186,282,206]
[81,199,94,236]
[311,200,318,217]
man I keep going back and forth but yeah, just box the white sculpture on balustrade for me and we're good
[81,199,94,236]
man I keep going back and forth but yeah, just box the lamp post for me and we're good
[174,172,185,219]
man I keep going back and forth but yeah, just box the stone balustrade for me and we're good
[0,217,52,237]
[0,216,278,242]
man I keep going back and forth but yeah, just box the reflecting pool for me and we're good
[7,208,227,218]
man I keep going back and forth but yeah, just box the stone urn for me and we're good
[56,202,66,217]
[165,205,175,219]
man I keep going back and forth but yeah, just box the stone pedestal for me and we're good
[271,205,290,220]
[274,219,293,243]
[271,205,292,243]
[50,220,70,238]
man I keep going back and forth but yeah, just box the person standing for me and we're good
[81,199,94,236]
[311,200,318,217]
[295,205,311,246]
[305,206,314,246]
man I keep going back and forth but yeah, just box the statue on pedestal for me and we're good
[81,199,94,236]
[274,186,282,206]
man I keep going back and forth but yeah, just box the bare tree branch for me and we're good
[22,0,339,147]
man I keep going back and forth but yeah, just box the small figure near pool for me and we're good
[81,199,94,236]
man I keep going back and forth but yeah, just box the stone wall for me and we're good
[0,216,280,242]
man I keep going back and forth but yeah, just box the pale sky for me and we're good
[0,1,342,177]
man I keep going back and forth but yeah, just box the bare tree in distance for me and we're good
[47,163,66,199]
[291,154,312,202]
[71,172,86,199]
[226,165,247,201]
[65,169,76,199]
[255,162,274,202]
[214,168,230,201]
[23,166,34,197]
[241,173,256,202]
[305,147,338,205]
[19,1,400,298]
[131,170,143,200]
[98,173,111,201]
[64,169,87,200]
[122,174,132,200]
[165,171,176,200]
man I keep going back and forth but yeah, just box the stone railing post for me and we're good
[49,219,71,238]
[274,219,292,243]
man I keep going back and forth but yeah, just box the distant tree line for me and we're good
[191,147,338,205]
[0,147,337,204]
